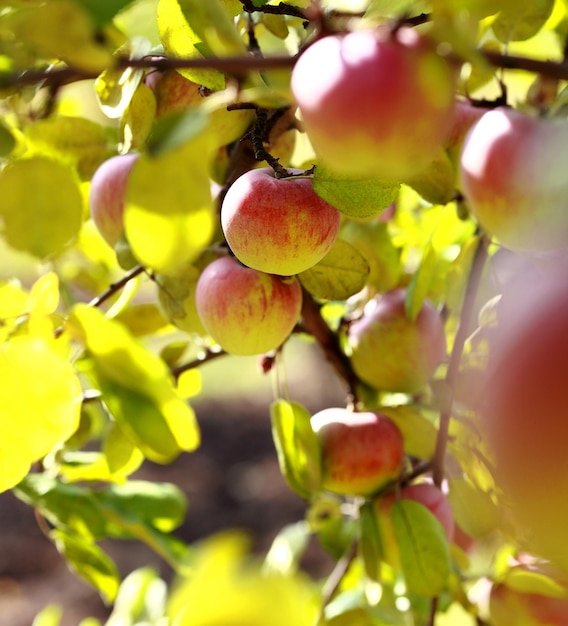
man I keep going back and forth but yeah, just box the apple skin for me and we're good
[347,289,446,393]
[490,582,568,626]
[89,152,140,247]
[375,482,454,568]
[221,168,341,276]
[460,107,568,251]
[291,27,456,179]
[311,408,404,497]
[480,276,568,571]
[195,255,302,356]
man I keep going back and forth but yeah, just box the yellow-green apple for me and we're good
[480,275,568,571]
[460,107,568,251]
[347,289,446,393]
[195,255,302,355]
[291,27,456,179]
[310,408,404,497]
[89,152,140,247]
[221,168,341,276]
[375,482,454,567]
[339,219,401,294]
[490,580,568,626]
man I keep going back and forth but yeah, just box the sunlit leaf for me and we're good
[359,501,384,582]
[0,337,82,492]
[157,0,225,90]
[31,604,63,626]
[313,162,400,219]
[120,82,157,152]
[73,0,138,28]
[51,529,120,603]
[405,244,438,321]
[106,567,167,625]
[124,137,215,274]
[298,238,369,301]
[263,521,311,576]
[447,477,500,538]
[113,303,170,337]
[0,157,83,259]
[493,0,555,42]
[0,121,15,157]
[392,499,451,597]
[270,399,322,500]
[380,405,438,460]
[403,147,456,206]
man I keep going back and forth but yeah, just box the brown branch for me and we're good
[300,287,359,404]
[432,234,490,487]
[87,265,146,308]
[171,348,227,379]
[240,0,308,20]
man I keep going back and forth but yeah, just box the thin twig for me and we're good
[87,265,146,308]
[171,348,227,379]
[432,235,490,487]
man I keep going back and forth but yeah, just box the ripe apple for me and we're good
[89,152,140,247]
[347,289,446,393]
[195,255,302,356]
[147,69,253,148]
[221,167,341,276]
[310,408,404,497]
[460,107,568,251]
[480,275,568,571]
[375,482,455,568]
[291,27,456,179]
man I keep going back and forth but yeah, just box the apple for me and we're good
[445,100,490,162]
[195,255,302,356]
[460,107,568,251]
[291,27,456,179]
[147,69,253,148]
[89,152,140,247]
[347,289,446,393]
[480,275,568,571]
[310,408,404,497]
[490,581,568,626]
[221,168,341,276]
[375,482,454,568]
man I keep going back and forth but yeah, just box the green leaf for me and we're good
[391,499,451,597]
[492,0,555,42]
[447,477,500,538]
[0,157,83,259]
[298,238,369,301]
[31,605,62,626]
[359,501,384,582]
[270,399,322,499]
[405,243,438,322]
[24,116,116,180]
[15,474,108,539]
[147,107,209,157]
[313,162,400,219]
[0,121,15,156]
[51,529,120,603]
[71,0,137,28]
[157,0,225,90]
[403,147,456,206]
[121,82,157,152]
[103,421,145,476]
[95,480,187,533]
[124,137,215,274]
[380,405,438,460]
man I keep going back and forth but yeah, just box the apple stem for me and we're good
[432,234,490,488]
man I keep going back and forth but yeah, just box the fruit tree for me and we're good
[2,1,568,625]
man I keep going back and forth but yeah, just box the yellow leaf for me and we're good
[0,337,82,492]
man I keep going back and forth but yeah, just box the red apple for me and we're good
[480,275,568,571]
[347,289,446,393]
[291,27,456,179]
[89,152,140,247]
[311,408,404,497]
[460,107,568,251]
[221,168,341,276]
[195,255,302,356]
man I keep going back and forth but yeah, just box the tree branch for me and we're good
[432,235,490,487]
[171,348,227,379]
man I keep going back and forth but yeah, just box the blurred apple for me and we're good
[480,275,568,571]
[311,408,404,497]
[460,107,568,251]
[291,27,456,179]
[347,289,446,393]
[89,152,139,247]
[221,168,341,276]
[195,255,302,355]
[490,581,568,626]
